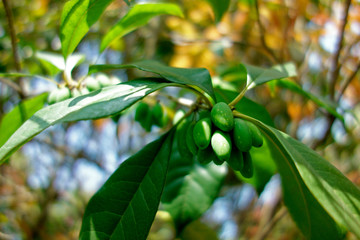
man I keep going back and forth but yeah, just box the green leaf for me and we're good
[0,78,178,163]
[0,93,48,148]
[161,130,226,229]
[79,130,175,240]
[241,114,360,239]
[36,51,66,71]
[245,62,297,88]
[89,60,217,102]
[204,0,230,23]
[60,0,114,58]
[274,79,344,122]
[100,3,183,52]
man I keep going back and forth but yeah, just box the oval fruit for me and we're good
[55,87,71,103]
[140,113,153,132]
[47,89,58,105]
[197,146,216,165]
[247,122,263,148]
[193,117,212,150]
[211,130,232,162]
[97,73,112,87]
[176,119,193,159]
[186,122,198,155]
[135,102,150,122]
[85,76,101,91]
[71,88,81,98]
[212,156,225,165]
[211,102,234,132]
[240,151,253,178]
[173,109,186,125]
[233,118,252,152]
[152,102,164,127]
[227,147,243,171]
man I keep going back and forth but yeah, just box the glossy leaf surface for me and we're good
[161,128,226,228]
[89,60,216,101]
[240,114,360,239]
[60,0,114,58]
[0,78,177,163]
[80,131,174,239]
[101,3,183,51]
[0,93,48,147]
[245,62,297,88]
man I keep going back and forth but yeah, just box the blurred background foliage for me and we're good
[0,0,359,239]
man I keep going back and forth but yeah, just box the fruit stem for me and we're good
[183,85,213,108]
[228,85,248,108]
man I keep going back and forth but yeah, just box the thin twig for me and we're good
[336,61,360,102]
[2,0,21,72]
[328,0,351,99]
[311,0,352,149]
[0,77,22,93]
[2,0,26,99]
[254,0,279,63]
[253,206,288,240]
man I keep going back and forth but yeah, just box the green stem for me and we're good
[182,85,213,108]
[228,83,249,108]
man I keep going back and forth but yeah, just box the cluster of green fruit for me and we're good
[135,102,169,131]
[47,74,120,105]
[177,102,263,178]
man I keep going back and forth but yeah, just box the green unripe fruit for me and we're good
[152,102,164,127]
[47,89,58,105]
[193,117,212,150]
[211,102,234,132]
[135,102,150,122]
[97,73,112,87]
[197,146,217,165]
[177,119,193,159]
[211,130,232,162]
[80,87,90,95]
[85,76,101,91]
[240,151,253,178]
[140,112,153,132]
[48,87,71,104]
[186,122,198,155]
[198,110,211,119]
[56,88,71,102]
[233,118,252,152]
[247,122,263,148]
[173,109,186,125]
[227,147,244,171]
[212,156,225,165]
[71,88,81,98]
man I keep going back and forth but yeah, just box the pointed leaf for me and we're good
[35,51,66,71]
[245,62,297,88]
[60,0,114,58]
[204,0,230,23]
[79,130,175,239]
[240,113,360,239]
[161,128,226,228]
[89,60,217,101]
[0,93,48,147]
[0,78,178,163]
[274,79,344,122]
[101,3,183,52]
